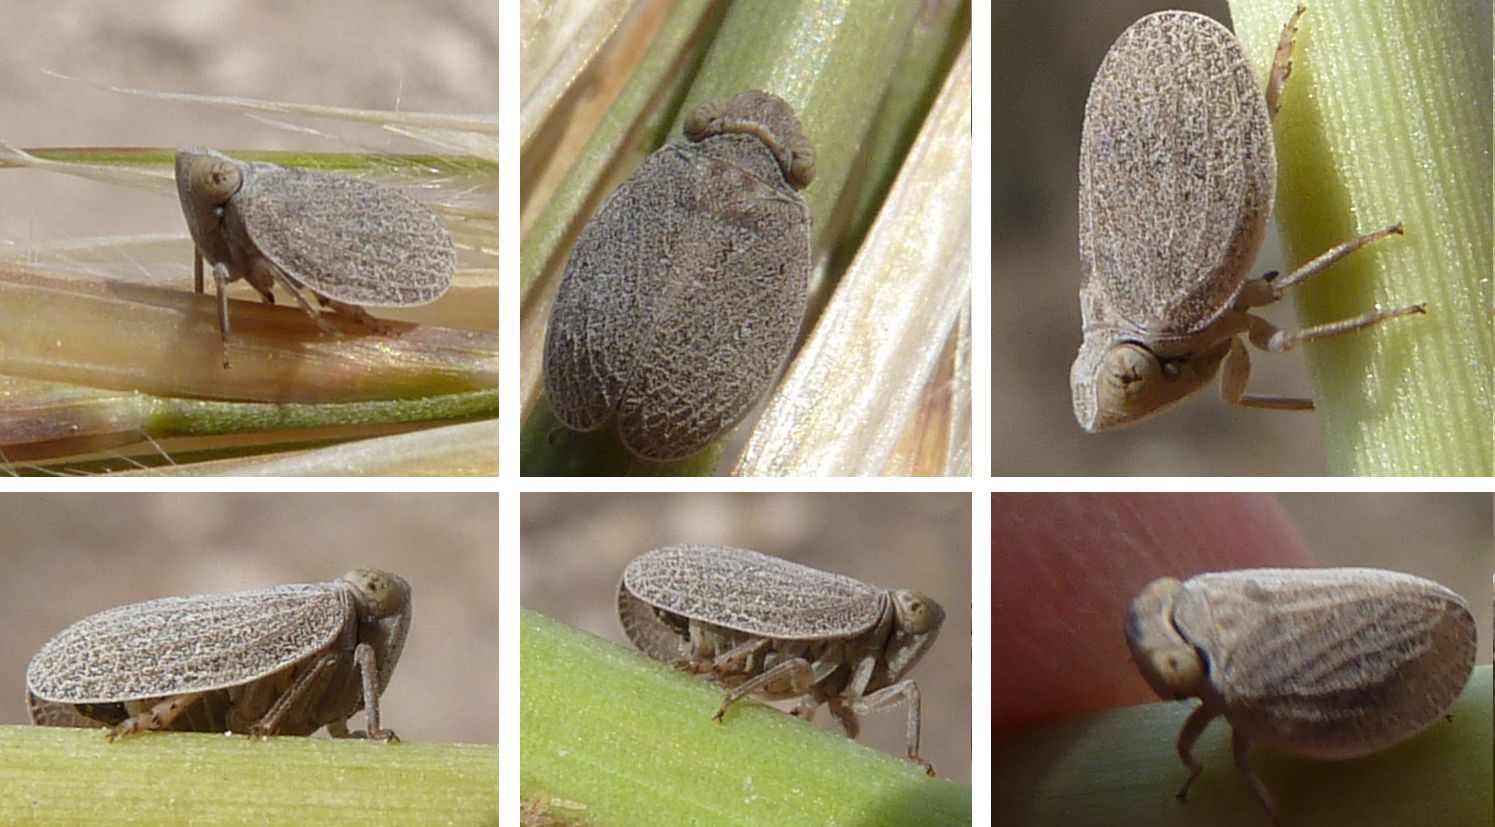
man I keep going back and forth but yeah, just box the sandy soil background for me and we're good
[521,492,974,784]
[0,493,500,744]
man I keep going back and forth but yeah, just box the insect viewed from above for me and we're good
[543,90,814,461]
[1073,6,1424,431]
[26,568,411,741]
[176,148,456,368]
[1126,567,1475,822]
[618,543,943,773]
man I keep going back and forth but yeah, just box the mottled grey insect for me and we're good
[1126,567,1475,821]
[544,90,814,461]
[618,543,942,773]
[1074,6,1424,431]
[176,148,456,367]
[27,568,411,740]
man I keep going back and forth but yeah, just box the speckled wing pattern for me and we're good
[238,163,455,307]
[1172,568,1475,757]
[622,544,886,640]
[27,581,352,704]
[544,134,809,460]
[617,585,688,663]
[1078,11,1274,338]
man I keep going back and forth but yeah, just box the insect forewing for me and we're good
[1171,568,1475,756]
[1079,11,1275,334]
[27,582,351,704]
[622,544,886,640]
[238,164,455,307]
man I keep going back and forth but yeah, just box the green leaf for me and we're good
[1229,0,1494,475]
[520,609,971,827]
[0,725,497,826]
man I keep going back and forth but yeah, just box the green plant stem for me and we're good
[1230,0,1494,475]
[0,725,497,826]
[994,665,1492,826]
[520,610,970,827]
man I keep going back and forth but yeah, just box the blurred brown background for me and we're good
[0,493,499,743]
[993,0,1459,475]
[992,492,1493,733]
[521,492,973,784]
[1278,492,1493,659]
[0,0,497,258]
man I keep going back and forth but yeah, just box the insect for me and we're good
[1073,6,1425,431]
[543,90,814,461]
[618,543,943,773]
[175,148,456,368]
[26,568,411,740]
[1126,567,1475,821]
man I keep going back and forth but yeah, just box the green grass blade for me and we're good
[1230,0,1494,475]
[520,610,971,827]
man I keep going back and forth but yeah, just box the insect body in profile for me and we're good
[26,568,411,740]
[543,90,814,461]
[618,543,943,773]
[175,148,456,368]
[1126,567,1475,821]
[1073,6,1424,431]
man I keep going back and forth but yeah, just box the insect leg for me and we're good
[250,650,339,736]
[1232,727,1280,824]
[1264,5,1306,117]
[355,641,399,742]
[712,657,815,723]
[709,636,770,674]
[789,693,823,723]
[1219,336,1313,411]
[321,298,396,335]
[212,260,234,368]
[823,695,859,737]
[1173,703,1220,800]
[254,258,342,336]
[821,652,880,737]
[1244,301,1427,355]
[848,679,932,775]
[1243,223,1405,304]
[107,691,208,740]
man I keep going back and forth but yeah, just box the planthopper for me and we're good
[26,568,410,740]
[1126,567,1475,822]
[1073,6,1424,431]
[175,148,456,368]
[543,90,813,461]
[618,543,943,773]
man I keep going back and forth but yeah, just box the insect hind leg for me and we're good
[107,691,208,740]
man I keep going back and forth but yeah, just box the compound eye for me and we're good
[893,590,945,634]
[1105,343,1162,399]
[1146,643,1204,697]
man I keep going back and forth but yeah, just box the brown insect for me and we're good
[26,569,410,740]
[176,148,456,367]
[543,90,814,460]
[618,543,943,773]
